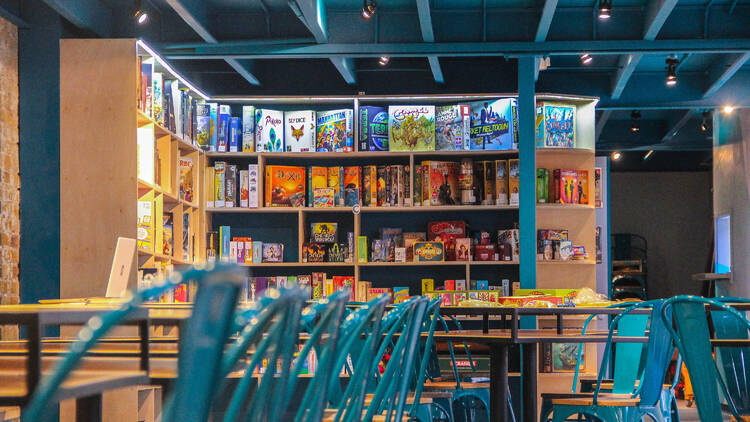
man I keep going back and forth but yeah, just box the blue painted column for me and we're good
[518,56,536,291]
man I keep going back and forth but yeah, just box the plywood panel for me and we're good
[60,39,138,298]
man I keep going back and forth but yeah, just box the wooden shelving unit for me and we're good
[60,39,206,298]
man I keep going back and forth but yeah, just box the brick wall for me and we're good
[0,15,20,340]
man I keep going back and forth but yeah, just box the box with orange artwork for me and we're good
[577,170,589,205]
[422,161,459,206]
[553,169,579,204]
[498,295,567,307]
[265,165,306,207]
[333,276,355,298]
[343,166,362,206]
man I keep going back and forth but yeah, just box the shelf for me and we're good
[206,149,519,159]
[359,261,518,267]
[536,203,594,210]
[206,205,518,214]
[137,179,179,204]
[237,262,354,267]
[137,110,202,154]
[535,148,594,156]
[537,260,596,265]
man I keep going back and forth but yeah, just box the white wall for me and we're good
[713,109,750,298]
[610,172,712,299]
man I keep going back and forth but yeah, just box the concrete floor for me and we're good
[676,399,732,421]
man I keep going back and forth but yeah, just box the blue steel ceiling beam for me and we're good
[0,3,28,28]
[659,110,694,143]
[703,52,750,98]
[416,0,444,83]
[289,0,356,84]
[595,110,612,143]
[610,0,678,99]
[40,0,112,36]
[534,0,558,81]
[164,0,261,86]
[162,39,750,59]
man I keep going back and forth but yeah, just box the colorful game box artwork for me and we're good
[255,109,284,152]
[262,243,284,263]
[311,222,338,243]
[264,165,306,207]
[425,161,459,206]
[577,170,589,205]
[359,106,389,151]
[557,169,579,204]
[388,105,436,152]
[241,105,255,152]
[535,102,576,148]
[435,104,471,151]
[195,103,212,150]
[285,110,316,152]
[316,109,354,152]
[343,166,361,206]
[595,168,602,207]
[508,159,520,205]
[313,188,335,208]
[414,241,445,262]
[469,99,517,150]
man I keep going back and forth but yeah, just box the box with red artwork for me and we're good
[265,165,306,207]
[455,238,471,261]
[427,220,466,261]
[422,161,459,206]
[333,276,355,298]
[474,244,496,261]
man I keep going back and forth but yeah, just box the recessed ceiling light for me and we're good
[580,53,593,64]
[666,57,679,87]
[378,56,390,66]
[723,105,734,114]
[643,150,654,160]
[630,110,641,133]
[611,151,622,160]
[361,0,376,19]
[700,111,710,131]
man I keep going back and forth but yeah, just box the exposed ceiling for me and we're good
[6,0,750,168]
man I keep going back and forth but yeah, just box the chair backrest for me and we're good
[593,299,674,408]
[663,296,750,421]
[23,263,246,422]
[712,297,750,415]
[365,297,430,422]
[218,287,312,422]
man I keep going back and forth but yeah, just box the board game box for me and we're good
[285,110,316,152]
[554,169,579,204]
[469,99,517,150]
[388,105,436,151]
[308,166,328,206]
[362,165,377,206]
[264,165,306,207]
[424,161,459,206]
[414,241,445,262]
[316,109,354,152]
[255,108,284,152]
[435,104,471,151]
[577,170,589,205]
[327,166,343,206]
[595,168,602,207]
[262,243,284,263]
[311,222,337,243]
[241,105,255,152]
[344,166,361,206]
[508,159,520,205]
[428,220,466,261]
[217,105,231,152]
[359,106,389,151]
[195,103,211,150]
[495,160,509,205]
[248,164,259,208]
[535,102,576,148]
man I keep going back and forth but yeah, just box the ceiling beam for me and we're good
[535,0,558,42]
[289,0,356,84]
[0,3,28,28]
[40,0,112,37]
[610,0,678,99]
[703,52,750,98]
[416,0,444,83]
[595,110,612,142]
[660,110,694,143]
[163,38,750,60]
[164,0,260,86]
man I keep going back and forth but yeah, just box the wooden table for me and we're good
[0,305,150,422]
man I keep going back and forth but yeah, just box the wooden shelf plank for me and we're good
[535,147,594,156]
[206,205,519,213]
[536,203,594,210]
[206,149,519,159]
[236,262,355,267]
[537,260,596,265]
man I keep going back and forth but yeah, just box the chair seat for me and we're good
[546,393,640,407]
[423,380,489,390]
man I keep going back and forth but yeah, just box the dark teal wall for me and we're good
[17,1,78,303]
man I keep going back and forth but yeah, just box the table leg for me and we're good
[139,319,150,373]
[26,318,42,398]
[76,394,102,422]
[489,344,508,422]
[522,344,538,422]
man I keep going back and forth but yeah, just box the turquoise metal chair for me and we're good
[546,299,676,422]
[22,263,247,422]
[711,296,750,416]
[662,295,750,421]
[220,288,340,422]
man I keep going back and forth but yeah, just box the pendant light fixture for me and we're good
[133,0,149,24]
[665,57,679,86]
[598,0,612,20]
[361,0,376,19]
[580,53,593,64]
[630,110,641,133]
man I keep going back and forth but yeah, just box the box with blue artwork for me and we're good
[535,102,576,148]
[316,109,354,152]
[388,105,435,152]
[435,104,471,151]
[255,109,284,152]
[469,99,517,150]
[359,106,389,151]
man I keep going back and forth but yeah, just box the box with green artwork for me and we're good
[388,105,435,151]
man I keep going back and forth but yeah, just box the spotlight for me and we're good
[666,57,679,87]
[580,53,593,65]
[630,110,641,133]
[133,0,149,24]
[723,105,734,114]
[700,111,710,132]
[598,0,612,20]
[643,150,654,161]
[378,56,389,66]
[361,0,376,19]
[611,151,622,161]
